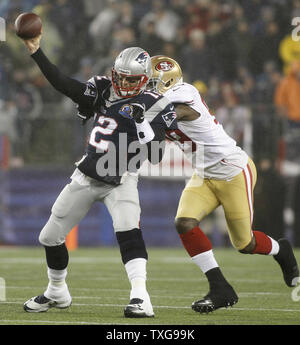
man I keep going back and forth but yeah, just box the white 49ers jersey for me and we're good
[164,83,249,180]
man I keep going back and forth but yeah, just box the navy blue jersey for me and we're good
[77,76,177,185]
[29,49,175,184]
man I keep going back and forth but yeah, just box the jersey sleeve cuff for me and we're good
[30,47,42,58]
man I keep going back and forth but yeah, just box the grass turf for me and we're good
[0,246,300,325]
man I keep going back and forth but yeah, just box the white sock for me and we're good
[268,236,280,255]
[191,249,219,274]
[44,268,69,301]
[125,258,149,301]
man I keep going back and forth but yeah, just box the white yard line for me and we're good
[2,300,300,313]
[0,319,118,325]
[0,257,192,264]
[5,286,288,297]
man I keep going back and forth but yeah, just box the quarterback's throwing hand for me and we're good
[77,105,94,125]
[23,34,42,55]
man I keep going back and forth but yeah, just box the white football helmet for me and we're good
[112,47,152,98]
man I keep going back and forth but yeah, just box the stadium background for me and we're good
[0,0,300,248]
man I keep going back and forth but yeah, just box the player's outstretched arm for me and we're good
[21,35,93,107]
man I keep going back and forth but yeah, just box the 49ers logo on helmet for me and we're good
[155,61,174,71]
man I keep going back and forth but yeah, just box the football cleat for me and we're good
[124,298,155,318]
[274,238,300,287]
[192,285,238,314]
[23,294,72,313]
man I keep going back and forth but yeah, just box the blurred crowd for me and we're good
[0,0,300,165]
[1,0,300,244]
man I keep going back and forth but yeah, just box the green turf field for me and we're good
[0,246,300,325]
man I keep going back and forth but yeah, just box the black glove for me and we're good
[130,103,146,123]
[77,105,94,125]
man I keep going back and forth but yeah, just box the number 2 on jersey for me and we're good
[89,116,118,151]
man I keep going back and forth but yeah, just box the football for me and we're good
[15,12,42,39]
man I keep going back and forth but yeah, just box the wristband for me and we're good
[135,119,155,144]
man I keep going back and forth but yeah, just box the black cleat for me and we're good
[192,285,238,314]
[274,238,299,287]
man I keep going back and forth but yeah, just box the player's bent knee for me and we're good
[38,231,49,246]
[175,217,199,234]
[38,215,67,247]
[39,231,64,247]
[238,237,256,254]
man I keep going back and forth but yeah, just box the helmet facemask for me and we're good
[148,72,175,93]
[147,73,165,92]
[112,69,149,98]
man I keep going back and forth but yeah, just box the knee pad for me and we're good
[116,228,148,265]
[39,215,67,247]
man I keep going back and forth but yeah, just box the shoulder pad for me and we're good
[93,75,111,90]
[85,76,111,110]
[164,83,197,105]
